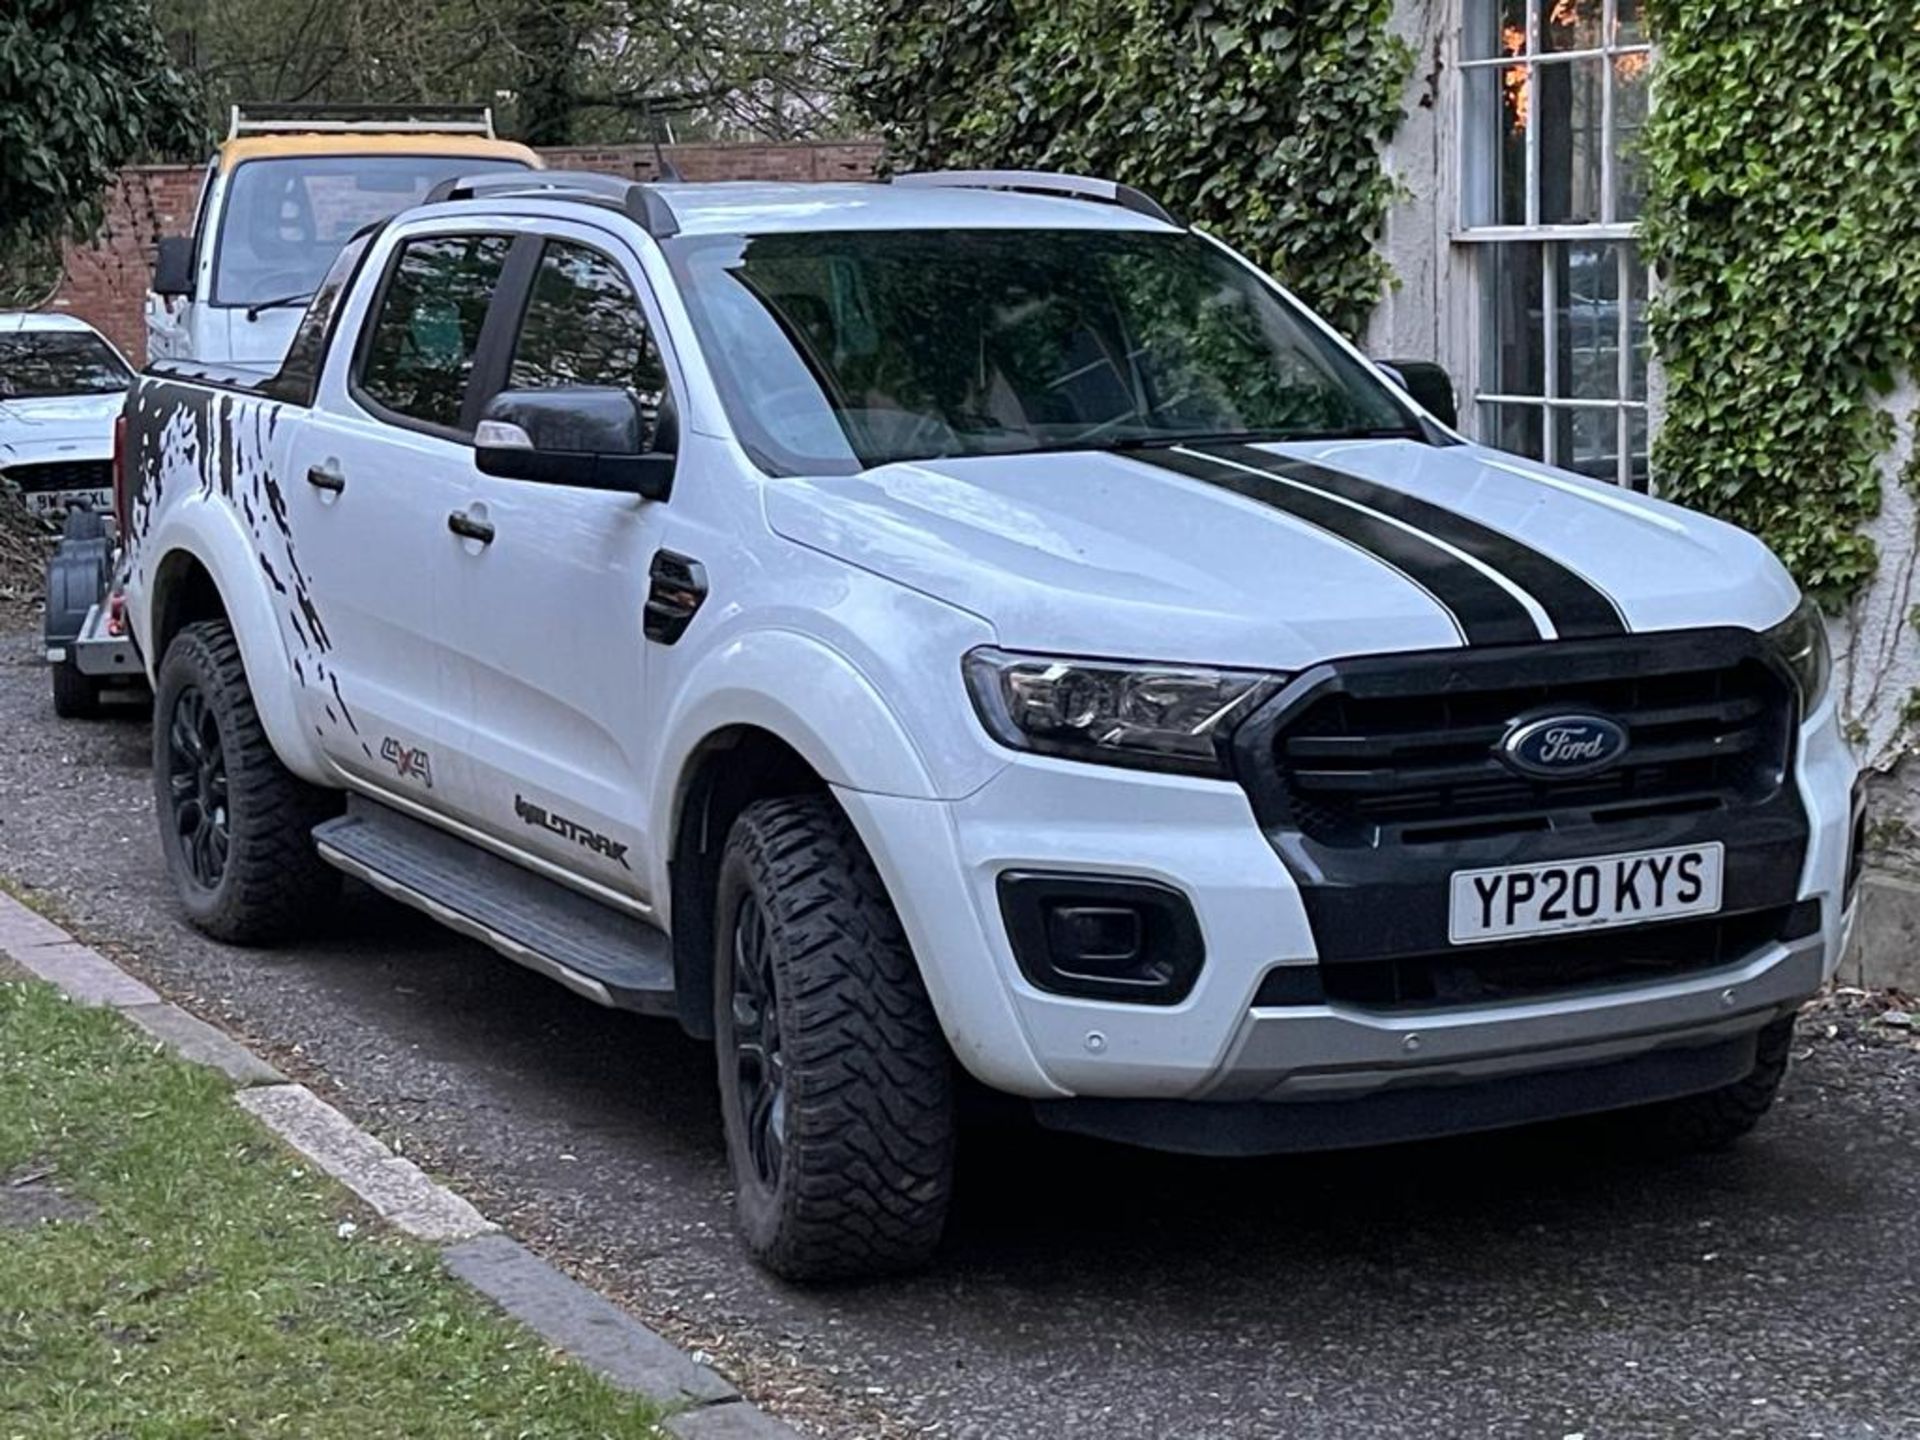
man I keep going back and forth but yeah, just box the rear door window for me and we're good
[356,233,512,434]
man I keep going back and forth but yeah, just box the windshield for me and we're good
[0,332,132,398]
[666,227,1417,475]
[212,154,529,307]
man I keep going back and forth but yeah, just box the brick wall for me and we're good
[50,165,206,365]
[46,140,882,366]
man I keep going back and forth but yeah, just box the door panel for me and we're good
[287,230,512,805]
[433,232,673,900]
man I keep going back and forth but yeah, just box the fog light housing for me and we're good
[999,873,1204,1004]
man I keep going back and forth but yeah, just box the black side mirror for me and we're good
[475,386,676,501]
[152,236,195,298]
[1375,359,1458,430]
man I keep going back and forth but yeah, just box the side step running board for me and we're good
[314,798,676,1015]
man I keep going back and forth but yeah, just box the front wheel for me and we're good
[1617,1014,1797,1152]
[152,620,340,943]
[714,795,956,1281]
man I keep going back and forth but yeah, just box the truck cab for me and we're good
[145,104,538,373]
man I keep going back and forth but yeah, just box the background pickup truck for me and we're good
[145,102,537,372]
[118,168,1862,1283]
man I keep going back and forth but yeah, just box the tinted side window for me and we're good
[359,234,511,432]
[508,241,667,443]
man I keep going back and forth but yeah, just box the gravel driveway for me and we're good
[3,624,1917,1439]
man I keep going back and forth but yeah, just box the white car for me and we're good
[0,313,131,518]
[118,170,1862,1281]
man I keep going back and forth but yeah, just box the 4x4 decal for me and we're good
[513,794,630,870]
[380,737,434,788]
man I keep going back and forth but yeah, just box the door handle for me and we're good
[447,510,495,545]
[306,461,346,493]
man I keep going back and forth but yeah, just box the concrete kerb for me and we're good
[0,890,799,1437]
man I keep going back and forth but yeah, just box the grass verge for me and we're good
[0,979,664,1438]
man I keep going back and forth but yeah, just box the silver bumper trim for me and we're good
[1203,935,1824,1102]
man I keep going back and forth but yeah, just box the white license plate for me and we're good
[1448,842,1724,944]
[25,488,110,516]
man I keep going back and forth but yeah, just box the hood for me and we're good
[201,307,302,374]
[0,391,125,439]
[763,438,1800,670]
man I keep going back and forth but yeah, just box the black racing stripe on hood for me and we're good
[1203,442,1628,639]
[1130,447,1542,646]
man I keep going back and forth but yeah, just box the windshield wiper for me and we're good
[244,291,315,321]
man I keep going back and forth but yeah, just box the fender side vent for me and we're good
[645,550,707,644]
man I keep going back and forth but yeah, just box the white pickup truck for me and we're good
[117,169,1862,1280]
[145,103,537,373]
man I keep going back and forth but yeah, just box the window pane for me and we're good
[1557,241,1622,399]
[1465,0,1531,59]
[508,242,668,444]
[1552,404,1618,479]
[1616,0,1646,46]
[1627,407,1649,489]
[1536,58,1605,224]
[1542,0,1603,53]
[1481,243,1545,398]
[1626,246,1649,398]
[1612,52,1653,221]
[1464,64,1530,227]
[358,234,511,431]
[1480,400,1545,461]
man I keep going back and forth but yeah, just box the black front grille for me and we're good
[1255,904,1804,1010]
[1262,654,1792,848]
[3,459,112,494]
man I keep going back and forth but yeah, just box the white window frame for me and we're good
[1453,0,1654,489]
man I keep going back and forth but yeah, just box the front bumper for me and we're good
[835,659,1857,1112]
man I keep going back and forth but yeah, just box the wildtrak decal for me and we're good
[513,794,631,870]
[380,737,434,788]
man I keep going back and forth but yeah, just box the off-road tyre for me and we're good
[153,619,340,944]
[1622,1014,1797,1152]
[714,794,956,1282]
[50,659,102,719]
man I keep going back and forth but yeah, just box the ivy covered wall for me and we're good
[1640,0,1920,603]
[855,0,1411,340]
[1641,0,1920,853]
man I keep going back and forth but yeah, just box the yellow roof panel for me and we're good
[218,133,542,172]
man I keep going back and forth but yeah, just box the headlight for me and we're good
[1763,596,1832,713]
[962,648,1285,777]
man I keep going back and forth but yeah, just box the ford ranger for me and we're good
[117,169,1863,1280]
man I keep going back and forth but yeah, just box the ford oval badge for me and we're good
[1499,713,1629,779]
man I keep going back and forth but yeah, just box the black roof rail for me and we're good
[889,169,1180,227]
[422,171,680,239]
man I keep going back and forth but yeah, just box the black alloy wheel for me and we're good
[166,682,230,889]
[728,891,788,1189]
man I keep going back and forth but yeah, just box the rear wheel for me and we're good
[50,659,102,719]
[714,794,956,1281]
[153,620,339,943]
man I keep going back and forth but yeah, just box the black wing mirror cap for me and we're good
[475,386,675,501]
[1374,358,1459,431]
[152,236,195,299]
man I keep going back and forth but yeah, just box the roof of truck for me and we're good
[218,133,542,173]
[617,181,1179,237]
